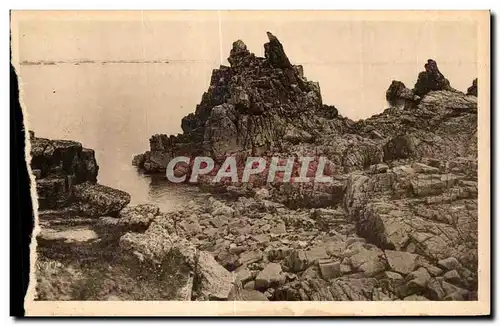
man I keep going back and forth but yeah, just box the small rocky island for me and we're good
[34,33,478,301]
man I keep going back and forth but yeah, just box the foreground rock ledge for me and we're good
[30,132,131,217]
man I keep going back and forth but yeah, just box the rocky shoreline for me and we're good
[33,32,478,301]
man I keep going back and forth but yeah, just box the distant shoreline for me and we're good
[19,59,220,65]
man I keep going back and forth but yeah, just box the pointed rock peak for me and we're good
[413,59,452,97]
[264,32,292,69]
[424,59,440,74]
[228,39,252,67]
[467,78,478,96]
[231,39,249,55]
[266,31,278,42]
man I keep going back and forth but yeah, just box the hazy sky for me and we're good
[13,11,478,119]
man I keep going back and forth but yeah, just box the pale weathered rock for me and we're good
[244,281,255,290]
[306,246,329,265]
[385,250,417,275]
[444,290,469,301]
[235,268,253,284]
[325,241,346,258]
[411,162,440,174]
[210,216,229,228]
[318,259,341,280]
[418,261,443,276]
[254,188,270,201]
[211,205,235,218]
[270,222,286,234]
[99,216,119,227]
[349,244,386,276]
[38,227,98,243]
[118,203,160,231]
[369,163,389,174]
[195,251,236,300]
[255,263,285,290]
[438,257,462,271]
[380,271,404,294]
[119,224,235,301]
[238,250,263,266]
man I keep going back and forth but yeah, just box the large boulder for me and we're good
[72,182,130,217]
[386,80,419,106]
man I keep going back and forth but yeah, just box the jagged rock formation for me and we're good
[30,132,130,215]
[134,33,351,171]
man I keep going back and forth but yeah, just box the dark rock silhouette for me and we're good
[413,59,452,97]
[30,132,130,214]
[386,80,419,106]
[264,31,292,69]
[467,78,478,96]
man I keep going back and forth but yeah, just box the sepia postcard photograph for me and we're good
[10,9,490,316]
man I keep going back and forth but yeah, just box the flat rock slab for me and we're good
[238,250,263,266]
[73,182,131,217]
[38,227,99,243]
